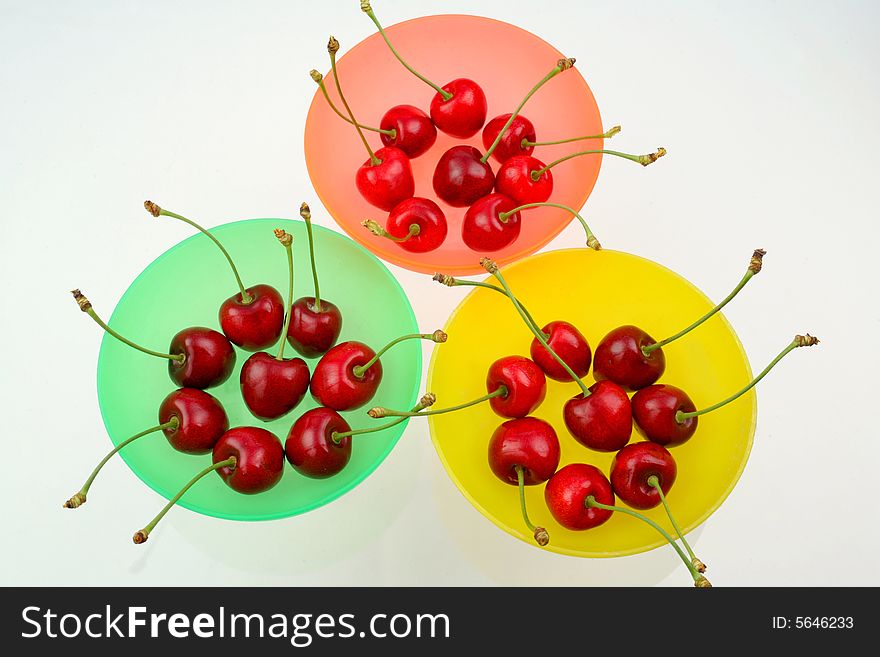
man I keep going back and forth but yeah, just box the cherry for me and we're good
[287,203,343,358]
[633,334,820,447]
[311,330,446,411]
[133,426,284,543]
[594,249,767,390]
[63,388,229,509]
[530,320,592,382]
[240,230,310,421]
[482,113,535,164]
[428,78,487,138]
[71,290,235,390]
[495,155,553,205]
[488,416,560,545]
[461,193,520,251]
[563,380,633,452]
[544,463,614,530]
[432,145,495,208]
[379,104,437,157]
[144,201,284,352]
[362,197,447,253]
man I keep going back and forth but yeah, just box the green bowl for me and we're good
[96,218,421,521]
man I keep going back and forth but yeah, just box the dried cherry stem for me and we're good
[530,147,666,181]
[523,125,621,148]
[327,36,380,166]
[368,385,507,418]
[481,58,576,164]
[309,69,395,137]
[352,330,447,379]
[498,201,600,250]
[332,393,436,442]
[481,258,591,397]
[71,290,184,362]
[63,419,178,509]
[585,495,710,587]
[647,475,705,573]
[274,229,294,361]
[676,334,819,422]
[133,457,236,545]
[517,465,550,546]
[360,0,452,101]
[144,201,252,304]
[299,203,323,312]
[362,219,420,243]
[643,249,766,356]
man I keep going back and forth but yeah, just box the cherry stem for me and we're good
[310,71,395,137]
[144,202,252,304]
[530,147,667,181]
[64,419,178,509]
[516,465,549,546]
[71,290,184,362]
[274,229,294,361]
[362,219,420,243]
[361,1,452,101]
[483,260,591,397]
[498,202,600,250]
[328,38,380,166]
[585,495,705,584]
[299,203,322,313]
[332,394,435,441]
[523,125,621,148]
[676,334,819,422]
[647,475,700,568]
[370,385,506,418]
[643,249,766,355]
[352,330,447,379]
[133,457,236,544]
[480,58,575,164]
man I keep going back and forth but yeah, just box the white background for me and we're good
[2,0,878,587]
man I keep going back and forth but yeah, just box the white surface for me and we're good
[2,0,878,587]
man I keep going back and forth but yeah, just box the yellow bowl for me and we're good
[428,249,756,557]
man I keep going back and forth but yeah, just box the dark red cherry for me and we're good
[168,327,236,390]
[213,426,284,494]
[285,407,352,479]
[486,355,547,419]
[240,352,310,421]
[432,145,495,208]
[386,197,447,252]
[593,325,666,391]
[218,283,285,352]
[429,78,487,138]
[495,154,553,205]
[287,297,343,358]
[610,442,677,510]
[482,113,535,164]
[529,321,592,382]
[631,384,698,447]
[380,104,437,158]
[563,380,633,452]
[487,417,560,485]
[310,341,381,411]
[461,193,521,252]
[355,146,415,211]
[158,388,229,454]
[544,463,615,531]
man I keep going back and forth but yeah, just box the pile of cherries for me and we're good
[65,201,443,543]
[311,1,664,255]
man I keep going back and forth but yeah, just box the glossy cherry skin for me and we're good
[610,442,677,510]
[432,145,495,208]
[285,407,352,478]
[485,355,547,419]
[563,380,633,452]
[487,417,560,485]
[380,104,437,158]
[386,197,447,252]
[356,146,415,212]
[631,384,698,447]
[461,193,521,252]
[593,325,666,391]
[213,426,284,494]
[310,341,381,411]
[219,283,285,352]
[240,352,310,421]
[158,388,229,454]
[429,78,487,138]
[287,297,343,358]
[495,154,553,205]
[481,113,536,164]
[544,463,614,530]
[530,321,592,382]
[167,327,236,390]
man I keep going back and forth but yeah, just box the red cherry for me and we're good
[485,355,547,419]
[310,341,382,411]
[495,154,553,205]
[219,283,285,352]
[544,463,614,531]
[610,442,677,510]
[631,384,698,447]
[158,388,229,454]
[563,380,633,452]
[355,146,415,212]
[213,426,285,494]
[285,407,353,478]
[429,78,487,138]
[287,297,343,358]
[240,352,310,421]
[529,320,592,382]
[593,325,666,391]
[461,193,521,252]
[432,145,495,208]
[482,113,535,164]
[167,327,236,390]
[379,104,437,158]
[487,417,560,485]
[385,197,448,252]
